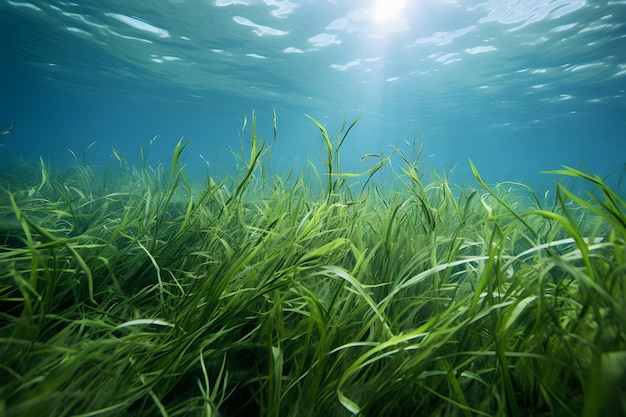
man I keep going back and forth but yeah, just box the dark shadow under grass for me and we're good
[0,113,624,417]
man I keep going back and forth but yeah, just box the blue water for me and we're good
[1,0,625,192]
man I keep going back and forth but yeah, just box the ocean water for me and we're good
[1,0,625,193]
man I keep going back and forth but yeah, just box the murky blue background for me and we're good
[1,0,625,192]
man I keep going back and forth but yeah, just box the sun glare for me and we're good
[370,0,406,24]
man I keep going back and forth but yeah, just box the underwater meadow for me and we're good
[0,113,625,417]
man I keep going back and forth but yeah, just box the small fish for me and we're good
[1,121,16,136]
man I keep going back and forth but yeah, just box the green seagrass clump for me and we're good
[0,112,623,417]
